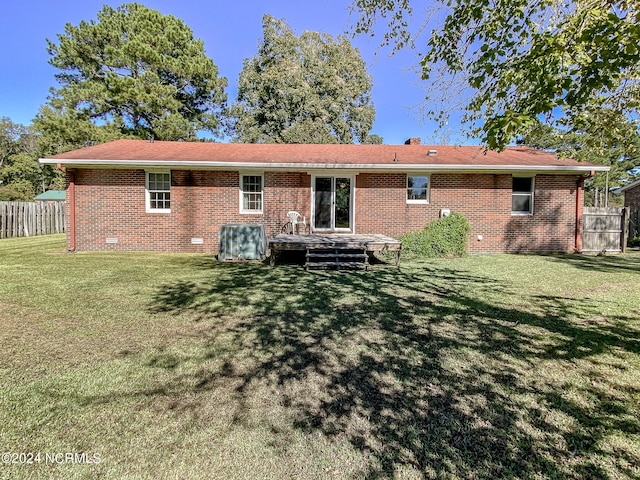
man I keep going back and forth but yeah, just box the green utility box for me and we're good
[218,224,267,261]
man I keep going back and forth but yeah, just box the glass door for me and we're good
[334,177,351,229]
[313,176,353,232]
[314,177,333,229]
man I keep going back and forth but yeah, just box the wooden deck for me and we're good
[269,234,402,266]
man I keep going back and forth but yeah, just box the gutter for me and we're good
[40,158,611,174]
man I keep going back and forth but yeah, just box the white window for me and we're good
[146,171,171,213]
[512,177,534,215]
[407,174,430,203]
[240,174,263,214]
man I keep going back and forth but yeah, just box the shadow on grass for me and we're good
[542,250,640,274]
[144,260,640,478]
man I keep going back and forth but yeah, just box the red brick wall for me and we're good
[69,169,310,252]
[356,173,581,253]
[67,169,581,254]
[623,184,640,209]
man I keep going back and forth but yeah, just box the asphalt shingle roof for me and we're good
[41,139,609,172]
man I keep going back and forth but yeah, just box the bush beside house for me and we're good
[399,212,472,258]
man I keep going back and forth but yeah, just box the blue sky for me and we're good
[0,0,466,145]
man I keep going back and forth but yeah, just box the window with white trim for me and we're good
[146,171,171,213]
[407,174,430,203]
[512,177,534,215]
[240,174,263,214]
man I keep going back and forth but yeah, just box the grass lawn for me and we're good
[1,234,639,479]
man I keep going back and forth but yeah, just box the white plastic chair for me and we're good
[287,211,307,235]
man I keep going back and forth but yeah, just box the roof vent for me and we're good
[428,149,437,156]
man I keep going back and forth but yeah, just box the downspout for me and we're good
[574,173,590,253]
[58,163,76,252]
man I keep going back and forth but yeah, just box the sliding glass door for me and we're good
[313,176,353,232]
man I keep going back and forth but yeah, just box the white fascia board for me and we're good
[39,158,610,174]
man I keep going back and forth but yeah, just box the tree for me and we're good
[38,2,227,148]
[33,104,124,156]
[351,0,640,150]
[0,117,64,201]
[520,107,640,205]
[231,14,376,144]
[0,118,38,200]
[363,133,384,144]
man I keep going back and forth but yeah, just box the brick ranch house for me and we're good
[39,138,609,254]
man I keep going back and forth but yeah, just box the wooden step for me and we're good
[307,245,368,250]
[305,261,368,269]
[304,246,369,270]
[306,253,369,259]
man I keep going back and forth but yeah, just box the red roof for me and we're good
[41,139,608,173]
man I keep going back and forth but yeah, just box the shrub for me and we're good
[0,185,32,201]
[399,212,472,258]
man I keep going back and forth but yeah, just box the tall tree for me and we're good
[231,14,376,144]
[351,0,640,150]
[520,107,640,205]
[0,117,64,201]
[37,2,227,149]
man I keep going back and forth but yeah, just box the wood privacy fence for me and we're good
[0,201,66,239]
[582,207,629,253]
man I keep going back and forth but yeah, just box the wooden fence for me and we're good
[582,207,633,253]
[0,201,66,239]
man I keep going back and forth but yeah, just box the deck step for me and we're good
[305,246,369,270]
[305,262,368,269]
[306,253,369,259]
[307,245,367,250]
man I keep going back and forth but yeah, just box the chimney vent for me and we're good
[405,137,421,145]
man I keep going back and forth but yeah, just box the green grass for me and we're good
[1,234,639,479]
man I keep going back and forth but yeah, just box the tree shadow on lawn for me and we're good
[146,261,640,479]
[542,250,640,274]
